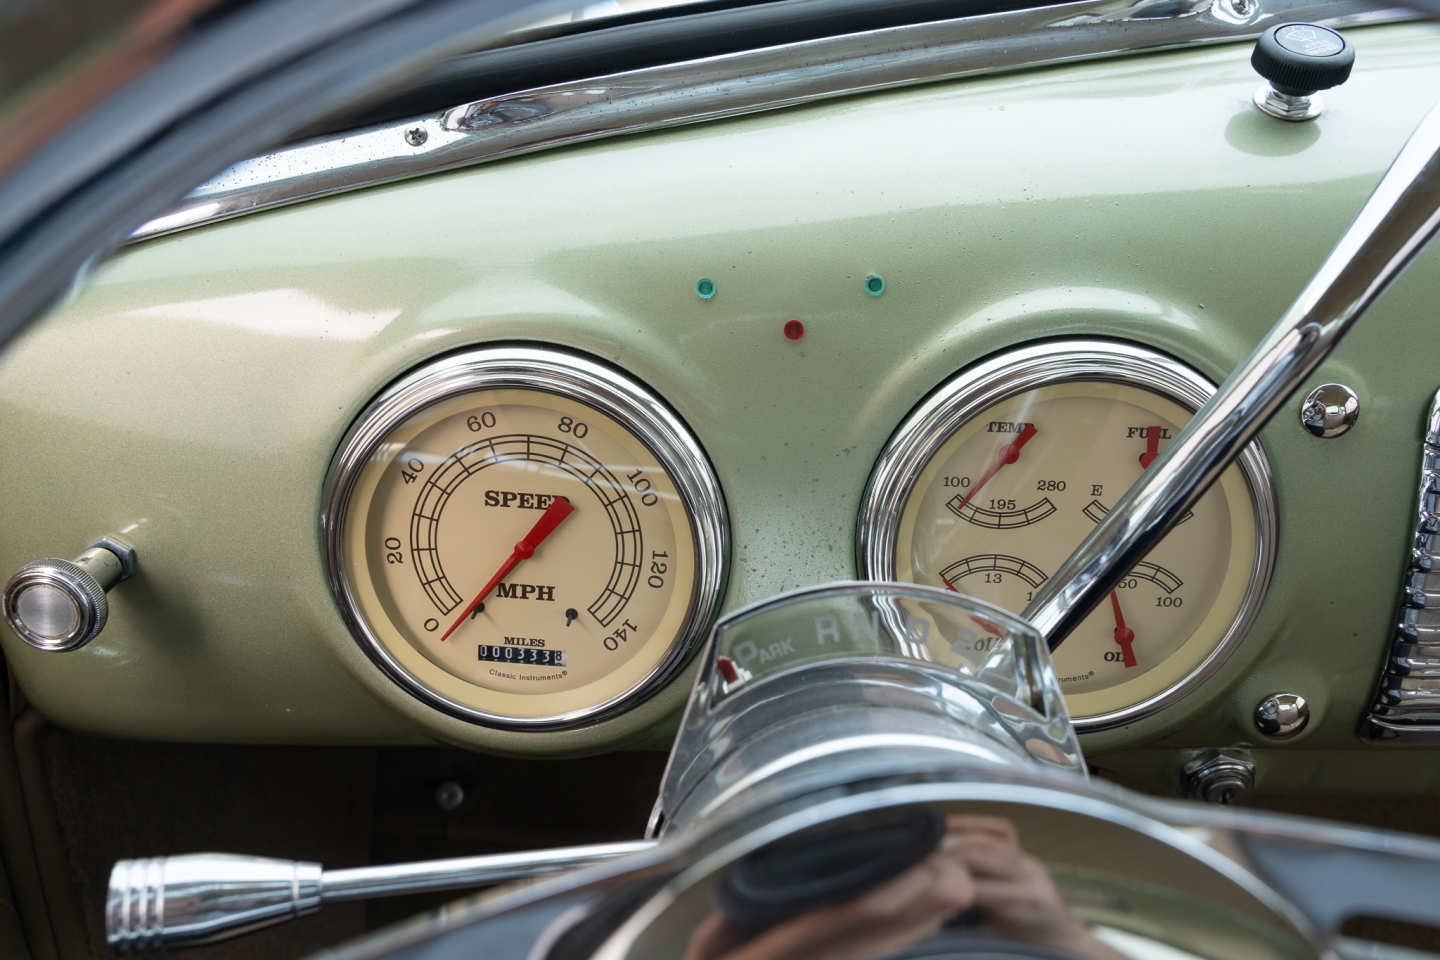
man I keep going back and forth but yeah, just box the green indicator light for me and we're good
[865,274,886,297]
[696,278,717,300]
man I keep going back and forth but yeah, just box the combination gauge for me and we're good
[859,340,1276,730]
[322,347,728,729]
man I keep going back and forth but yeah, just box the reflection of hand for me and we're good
[681,833,975,960]
[949,815,1126,960]
[684,813,1130,960]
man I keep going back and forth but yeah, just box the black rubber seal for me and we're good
[301,0,1051,137]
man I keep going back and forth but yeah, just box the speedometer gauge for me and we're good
[322,347,728,729]
[858,341,1275,730]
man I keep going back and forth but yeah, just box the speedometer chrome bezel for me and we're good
[320,345,729,730]
[857,339,1276,732]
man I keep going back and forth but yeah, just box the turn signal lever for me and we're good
[105,842,652,953]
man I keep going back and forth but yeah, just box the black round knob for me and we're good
[1251,23,1354,97]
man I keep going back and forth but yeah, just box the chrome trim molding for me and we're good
[1360,387,1440,741]
[857,339,1278,732]
[128,0,1409,244]
[319,345,730,730]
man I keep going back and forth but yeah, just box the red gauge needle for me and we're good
[438,496,574,642]
[1104,427,1161,667]
[1139,425,1164,469]
[1109,590,1137,668]
[953,424,1038,513]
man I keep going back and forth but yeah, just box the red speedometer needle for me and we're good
[953,423,1038,513]
[439,496,574,643]
[1109,590,1137,668]
[1139,425,1163,469]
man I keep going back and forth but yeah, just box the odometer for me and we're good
[322,347,727,729]
[859,341,1276,730]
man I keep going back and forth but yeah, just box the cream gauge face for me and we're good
[859,341,1275,730]
[323,348,727,729]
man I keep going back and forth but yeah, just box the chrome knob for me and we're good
[1299,383,1359,438]
[1255,692,1310,738]
[2,537,136,651]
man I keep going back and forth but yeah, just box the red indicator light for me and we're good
[783,320,804,340]
[716,656,740,684]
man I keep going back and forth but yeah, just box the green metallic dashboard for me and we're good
[3,21,1439,794]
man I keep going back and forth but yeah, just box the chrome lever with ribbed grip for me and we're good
[105,841,653,953]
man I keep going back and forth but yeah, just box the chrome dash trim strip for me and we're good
[1359,388,1440,742]
[129,0,1411,243]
